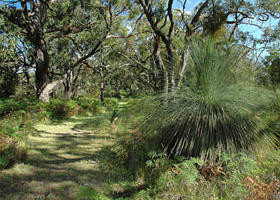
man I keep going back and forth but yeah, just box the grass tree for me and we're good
[141,39,276,159]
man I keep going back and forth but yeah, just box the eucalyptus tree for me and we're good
[204,0,280,60]
[261,54,280,89]
[0,32,20,98]
[0,0,134,100]
[105,32,162,95]
[0,0,52,98]
[0,13,35,98]
[85,38,154,101]
[133,0,280,94]
[44,0,135,100]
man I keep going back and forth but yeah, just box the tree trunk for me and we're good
[24,70,30,85]
[39,79,64,102]
[64,70,73,99]
[160,56,169,94]
[177,48,190,88]
[35,42,49,98]
[165,41,175,93]
[100,82,105,102]
[115,80,121,99]
[157,53,169,94]
[99,67,105,102]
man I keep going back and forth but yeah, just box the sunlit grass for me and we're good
[0,112,118,199]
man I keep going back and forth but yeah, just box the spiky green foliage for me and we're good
[142,39,275,159]
[258,88,280,144]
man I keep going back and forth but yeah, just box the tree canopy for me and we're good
[0,0,279,100]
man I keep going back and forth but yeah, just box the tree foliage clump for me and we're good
[0,34,20,98]
[268,57,280,87]
[142,40,276,159]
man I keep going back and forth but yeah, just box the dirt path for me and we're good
[0,115,114,200]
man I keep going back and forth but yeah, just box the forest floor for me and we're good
[0,114,115,200]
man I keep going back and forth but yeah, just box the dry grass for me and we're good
[245,175,280,200]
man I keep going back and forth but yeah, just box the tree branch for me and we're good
[191,0,209,25]
[167,0,174,39]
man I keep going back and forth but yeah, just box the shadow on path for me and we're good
[0,116,114,200]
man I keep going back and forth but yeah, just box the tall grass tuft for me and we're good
[141,39,276,159]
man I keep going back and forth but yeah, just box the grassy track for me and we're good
[0,114,114,200]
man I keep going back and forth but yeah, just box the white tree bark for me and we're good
[39,79,64,102]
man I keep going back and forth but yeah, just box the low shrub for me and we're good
[46,99,79,120]
[0,134,27,169]
[130,152,280,200]
[104,98,118,112]
[256,149,280,179]
[0,98,51,170]
[0,110,33,139]
[100,129,279,200]
[78,186,111,200]
[132,190,152,200]
[96,129,150,189]
[0,98,25,117]
[75,96,101,115]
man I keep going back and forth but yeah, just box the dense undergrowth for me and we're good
[87,96,280,200]
[83,40,280,200]
[0,95,279,199]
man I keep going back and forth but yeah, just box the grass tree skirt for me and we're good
[158,103,258,159]
[141,40,276,159]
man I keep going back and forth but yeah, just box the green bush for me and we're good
[133,190,152,200]
[0,135,27,170]
[75,96,101,115]
[78,186,111,200]
[46,99,79,120]
[0,110,33,140]
[0,98,24,117]
[96,128,150,185]
[104,98,118,111]
[0,98,37,166]
[257,149,280,178]
[133,152,279,200]
[0,97,39,117]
